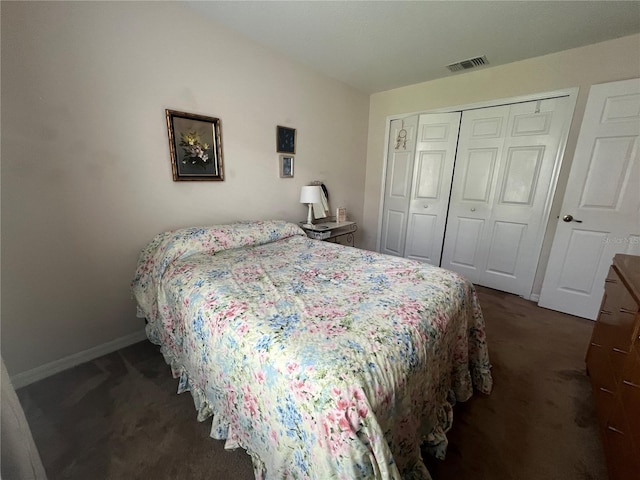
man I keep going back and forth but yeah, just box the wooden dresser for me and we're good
[586,254,640,480]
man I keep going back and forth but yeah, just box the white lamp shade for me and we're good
[299,185,322,204]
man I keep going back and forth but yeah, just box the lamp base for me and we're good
[302,223,314,228]
[304,203,314,228]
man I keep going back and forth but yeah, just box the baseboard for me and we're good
[529,293,540,302]
[11,329,148,389]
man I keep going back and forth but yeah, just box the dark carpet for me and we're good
[16,286,607,479]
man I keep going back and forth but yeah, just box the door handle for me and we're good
[562,214,582,223]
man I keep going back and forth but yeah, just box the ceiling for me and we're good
[187,1,640,94]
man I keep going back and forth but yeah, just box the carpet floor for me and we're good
[17,286,607,479]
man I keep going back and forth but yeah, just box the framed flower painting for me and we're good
[166,109,224,181]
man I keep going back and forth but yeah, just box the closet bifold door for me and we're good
[403,112,461,265]
[380,115,419,258]
[440,97,573,298]
[380,113,462,264]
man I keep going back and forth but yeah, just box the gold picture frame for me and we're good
[166,109,224,181]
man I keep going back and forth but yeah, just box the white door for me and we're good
[380,116,419,257]
[441,96,574,297]
[380,113,461,263]
[380,115,418,257]
[404,113,461,265]
[538,78,640,320]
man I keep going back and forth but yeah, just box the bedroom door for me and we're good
[380,113,461,264]
[538,78,640,320]
[440,97,574,298]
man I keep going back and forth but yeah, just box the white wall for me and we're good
[362,34,640,296]
[0,2,369,378]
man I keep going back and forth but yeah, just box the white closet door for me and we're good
[441,97,573,297]
[404,112,461,265]
[440,105,508,282]
[380,116,418,257]
[539,78,640,319]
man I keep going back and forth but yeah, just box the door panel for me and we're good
[404,112,461,265]
[415,151,445,199]
[499,146,544,205]
[539,78,640,319]
[442,97,574,297]
[461,149,497,202]
[383,210,406,255]
[405,214,437,260]
[602,92,640,121]
[511,110,553,136]
[421,121,454,141]
[580,136,636,209]
[471,116,504,137]
[447,217,485,277]
[556,229,608,295]
[485,221,526,276]
[389,151,414,197]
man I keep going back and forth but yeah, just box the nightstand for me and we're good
[300,221,357,247]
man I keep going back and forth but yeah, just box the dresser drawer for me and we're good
[622,342,640,387]
[587,341,617,391]
[600,269,639,353]
[602,266,637,311]
[611,348,631,386]
[602,400,640,480]
[620,347,640,445]
[589,320,616,350]
[592,383,617,431]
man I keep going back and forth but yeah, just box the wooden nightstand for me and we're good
[300,221,357,247]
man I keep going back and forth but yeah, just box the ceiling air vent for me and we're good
[446,55,488,72]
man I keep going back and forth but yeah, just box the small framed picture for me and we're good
[276,126,296,154]
[279,155,294,178]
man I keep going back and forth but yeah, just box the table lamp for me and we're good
[300,185,322,228]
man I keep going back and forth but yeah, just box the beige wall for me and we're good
[0,2,369,376]
[363,34,640,296]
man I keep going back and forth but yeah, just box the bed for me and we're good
[131,220,492,479]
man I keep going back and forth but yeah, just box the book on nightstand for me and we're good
[305,230,332,240]
[301,220,356,240]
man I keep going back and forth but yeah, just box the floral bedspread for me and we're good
[131,220,492,479]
